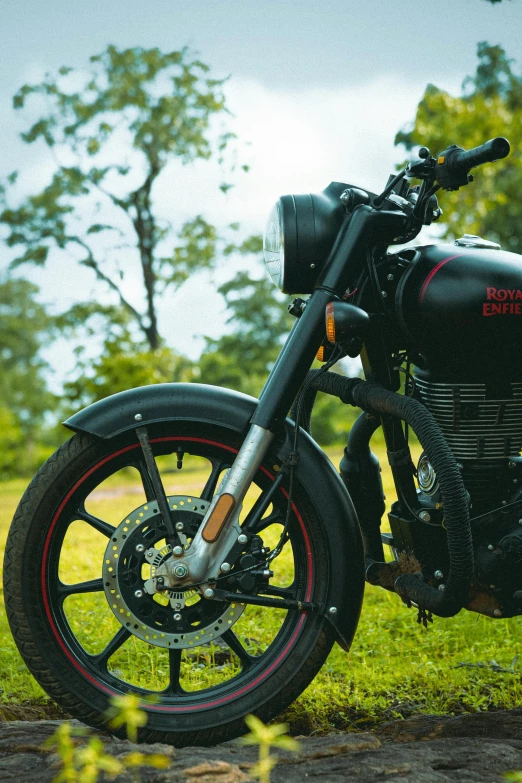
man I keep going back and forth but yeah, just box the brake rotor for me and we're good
[102,495,245,649]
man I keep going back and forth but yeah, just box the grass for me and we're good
[1,435,522,733]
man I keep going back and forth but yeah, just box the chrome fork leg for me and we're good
[180,424,274,583]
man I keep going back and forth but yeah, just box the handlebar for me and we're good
[435,136,510,191]
[450,137,510,171]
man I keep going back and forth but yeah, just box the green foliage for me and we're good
[242,714,299,783]
[0,276,58,474]
[396,42,522,250]
[43,696,170,782]
[63,330,194,410]
[198,267,354,444]
[106,693,148,743]
[198,269,293,397]
[1,45,242,349]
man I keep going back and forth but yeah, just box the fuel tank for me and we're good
[396,243,522,381]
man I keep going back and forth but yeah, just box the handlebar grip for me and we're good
[452,137,510,171]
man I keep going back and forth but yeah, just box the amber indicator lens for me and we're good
[316,345,325,361]
[325,302,336,344]
[202,493,236,543]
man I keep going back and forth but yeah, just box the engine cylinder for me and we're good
[414,374,522,461]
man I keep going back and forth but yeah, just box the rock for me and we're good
[1,714,522,782]
[376,708,522,742]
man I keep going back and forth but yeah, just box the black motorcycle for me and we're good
[4,135,516,746]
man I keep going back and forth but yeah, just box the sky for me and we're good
[1,0,521,387]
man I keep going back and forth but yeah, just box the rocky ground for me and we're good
[2,710,522,782]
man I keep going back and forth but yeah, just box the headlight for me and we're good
[263,200,284,290]
[263,182,349,294]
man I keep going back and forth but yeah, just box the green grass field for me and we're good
[1,440,522,734]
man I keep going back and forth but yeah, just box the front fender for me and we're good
[65,383,364,651]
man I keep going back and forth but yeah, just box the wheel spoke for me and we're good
[222,629,255,670]
[165,648,185,695]
[259,584,297,599]
[75,507,115,538]
[133,459,156,502]
[251,510,284,534]
[58,578,104,599]
[92,627,131,668]
[200,459,229,501]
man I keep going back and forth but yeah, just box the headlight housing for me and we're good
[263,182,349,293]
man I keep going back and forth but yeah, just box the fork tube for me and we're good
[252,289,333,429]
[253,205,408,431]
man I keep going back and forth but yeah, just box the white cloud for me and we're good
[7,74,442,387]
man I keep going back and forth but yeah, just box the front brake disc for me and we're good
[102,495,245,649]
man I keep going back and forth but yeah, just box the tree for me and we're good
[0,45,244,349]
[198,267,293,397]
[0,276,55,424]
[63,328,194,411]
[395,42,522,250]
[198,264,355,445]
[0,276,57,473]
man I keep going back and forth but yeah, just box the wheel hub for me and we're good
[102,495,245,649]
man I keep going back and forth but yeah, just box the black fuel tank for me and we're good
[396,243,522,380]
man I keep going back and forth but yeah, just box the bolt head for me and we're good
[173,613,182,622]
[438,584,446,592]
[220,562,231,573]
[509,460,517,468]
[174,602,182,609]
[328,606,338,615]
[175,522,184,531]
[173,545,184,556]
[493,609,502,617]
[419,510,431,523]
[238,534,248,544]
[134,413,143,421]
[518,519,522,526]
[387,273,394,281]
[173,564,188,579]
[134,590,144,599]
[204,588,215,599]
[146,550,154,558]
[434,570,443,580]
[135,544,145,553]
[488,544,495,551]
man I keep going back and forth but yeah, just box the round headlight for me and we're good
[263,200,284,289]
[263,182,349,294]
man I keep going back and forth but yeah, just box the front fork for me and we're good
[162,205,408,592]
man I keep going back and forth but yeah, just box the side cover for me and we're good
[65,383,364,651]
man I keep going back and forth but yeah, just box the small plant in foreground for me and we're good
[505,772,522,781]
[43,694,170,782]
[242,714,299,783]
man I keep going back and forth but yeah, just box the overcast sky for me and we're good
[1,0,521,384]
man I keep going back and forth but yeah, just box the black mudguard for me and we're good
[65,383,364,651]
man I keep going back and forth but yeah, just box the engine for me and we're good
[394,240,522,615]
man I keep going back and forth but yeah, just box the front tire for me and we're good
[4,421,335,746]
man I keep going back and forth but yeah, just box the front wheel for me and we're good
[4,421,336,746]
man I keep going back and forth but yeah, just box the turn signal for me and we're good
[324,301,370,345]
[325,302,336,343]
